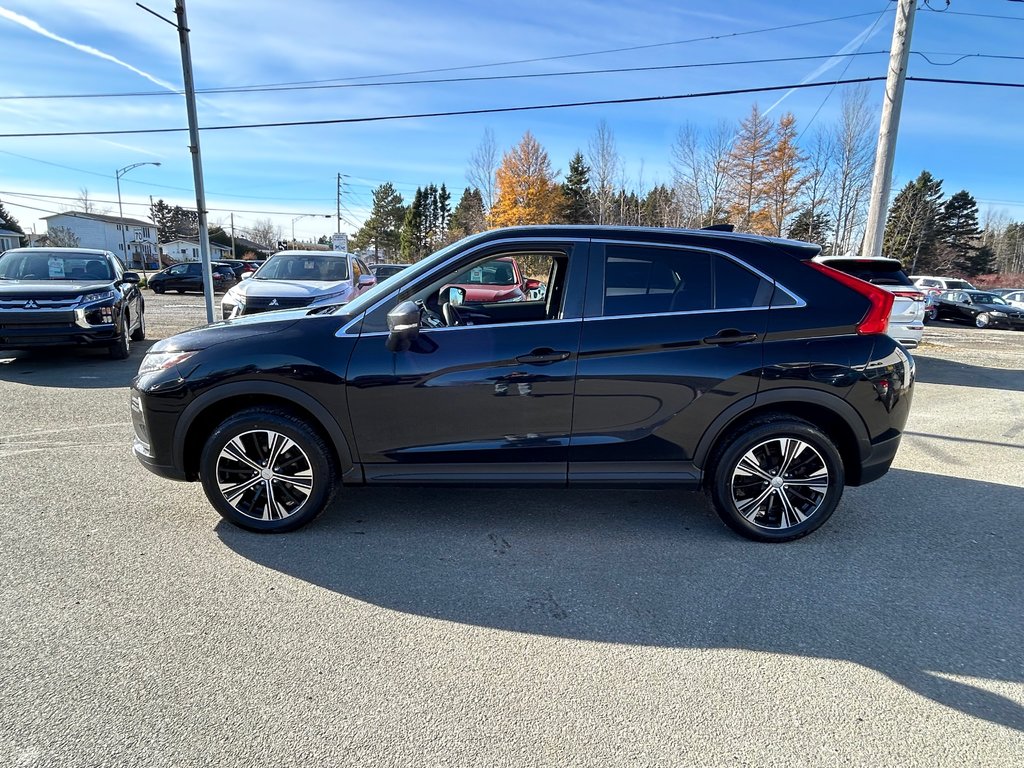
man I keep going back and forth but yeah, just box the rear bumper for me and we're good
[855,432,903,485]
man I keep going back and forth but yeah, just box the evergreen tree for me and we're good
[560,151,594,224]
[728,103,774,232]
[758,112,807,237]
[641,184,675,228]
[354,182,405,259]
[449,188,486,241]
[400,187,426,261]
[437,184,452,237]
[0,199,26,245]
[787,208,831,245]
[149,199,176,243]
[882,171,944,271]
[489,131,562,227]
[936,190,982,275]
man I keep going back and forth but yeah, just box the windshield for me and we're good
[256,254,349,281]
[971,293,1006,305]
[451,258,517,286]
[0,251,113,281]
[341,236,476,317]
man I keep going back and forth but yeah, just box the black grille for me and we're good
[0,310,78,326]
[245,296,313,312]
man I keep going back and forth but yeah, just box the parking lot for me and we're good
[1,291,1021,766]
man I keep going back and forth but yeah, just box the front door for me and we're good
[569,241,774,484]
[346,241,589,484]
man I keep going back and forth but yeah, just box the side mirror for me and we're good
[240,272,252,280]
[386,300,421,352]
[121,272,141,284]
[524,278,542,291]
[358,274,376,287]
[442,285,466,306]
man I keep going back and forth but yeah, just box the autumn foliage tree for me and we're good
[728,103,774,232]
[488,131,562,227]
[759,112,808,237]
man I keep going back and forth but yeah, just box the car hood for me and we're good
[233,279,352,299]
[0,280,111,297]
[976,303,1021,313]
[149,309,312,353]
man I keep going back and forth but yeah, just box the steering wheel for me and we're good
[417,301,445,329]
[442,301,464,327]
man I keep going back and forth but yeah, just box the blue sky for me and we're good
[0,0,1022,243]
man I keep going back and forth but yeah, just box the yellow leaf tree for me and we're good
[759,112,808,237]
[728,103,773,233]
[488,131,562,228]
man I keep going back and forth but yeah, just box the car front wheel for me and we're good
[109,315,131,359]
[707,417,845,542]
[199,408,338,532]
[975,313,990,328]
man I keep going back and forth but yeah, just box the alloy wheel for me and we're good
[215,429,313,521]
[975,313,990,328]
[729,437,829,530]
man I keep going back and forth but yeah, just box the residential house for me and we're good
[0,228,22,253]
[42,211,159,268]
[160,239,232,264]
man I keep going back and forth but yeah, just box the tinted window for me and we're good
[601,246,770,317]
[822,259,912,286]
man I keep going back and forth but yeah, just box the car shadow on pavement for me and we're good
[218,468,1024,732]
[913,355,1024,392]
[0,342,154,388]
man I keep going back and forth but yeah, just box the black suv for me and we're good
[0,247,145,359]
[149,261,238,294]
[132,227,914,542]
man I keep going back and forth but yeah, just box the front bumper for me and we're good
[0,309,119,348]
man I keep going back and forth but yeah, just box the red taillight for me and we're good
[891,290,924,301]
[808,261,895,335]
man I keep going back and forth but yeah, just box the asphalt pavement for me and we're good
[0,293,1021,767]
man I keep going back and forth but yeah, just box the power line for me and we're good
[5,75,1022,140]
[0,77,898,138]
[0,51,893,101]
[0,190,332,217]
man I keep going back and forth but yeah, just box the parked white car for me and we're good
[910,275,976,292]
[1000,289,1024,310]
[221,250,376,320]
[816,256,925,348]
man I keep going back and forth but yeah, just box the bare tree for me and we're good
[467,127,499,213]
[827,86,875,255]
[798,127,835,249]
[248,218,280,249]
[587,120,620,225]
[671,121,734,228]
[47,225,80,247]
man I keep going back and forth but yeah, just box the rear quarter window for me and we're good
[823,260,912,286]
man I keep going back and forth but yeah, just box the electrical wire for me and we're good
[0,190,332,217]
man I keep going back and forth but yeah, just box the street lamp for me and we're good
[116,161,161,274]
[291,214,331,247]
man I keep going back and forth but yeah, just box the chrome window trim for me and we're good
[335,234,807,337]
[358,317,580,338]
[335,236,582,337]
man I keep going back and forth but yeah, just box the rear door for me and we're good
[569,240,774,484]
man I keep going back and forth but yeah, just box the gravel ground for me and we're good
[0,293,1021,767]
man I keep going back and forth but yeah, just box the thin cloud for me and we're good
[0,5,179,93]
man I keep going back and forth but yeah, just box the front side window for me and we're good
[598,245,771,317]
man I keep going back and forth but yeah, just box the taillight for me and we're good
[808,261,895,335]
[891,290,924,301]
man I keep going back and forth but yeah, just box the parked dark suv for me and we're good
[132,226,914,542]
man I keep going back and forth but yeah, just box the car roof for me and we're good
[271,250,346,257]
[3,247,112,256]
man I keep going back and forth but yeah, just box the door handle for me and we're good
[516,348,571,365]
[703,330,758,345]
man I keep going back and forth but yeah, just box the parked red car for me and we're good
[446,256,542,303]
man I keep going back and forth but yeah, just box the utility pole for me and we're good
[336,172,343,235]
[138,0,214,322]
[862,0,916,259]
[230,212,236,258]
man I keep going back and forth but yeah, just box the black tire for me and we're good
[109,315,131,360]
[130,307,146,341]
[706,416,845,542]
[199,408,338,533]
[152,285,165,294]
[176,289,185,294]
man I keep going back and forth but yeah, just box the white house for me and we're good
[160,239,232,263]
[42,212,158,268]
[0,228,21,252]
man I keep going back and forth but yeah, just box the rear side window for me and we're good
[822,259,912,286]
[599,245,772,317]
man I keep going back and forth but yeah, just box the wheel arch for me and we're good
[173,381,355,481]
[694,388,871,487]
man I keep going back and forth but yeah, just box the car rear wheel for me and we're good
[927,306,938,322]
[109,315,131,360]
[152,285,165,294]
[199,408,337,533]
[707,417,845,542]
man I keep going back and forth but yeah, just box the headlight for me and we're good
[137,350,197,375]
[80,290,116,304]
[990,311,1007,317]
[309,290,350,305]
